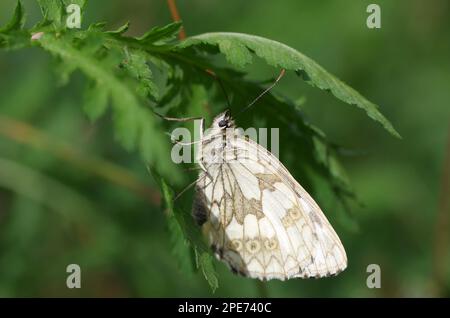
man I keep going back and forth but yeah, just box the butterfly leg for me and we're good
[174,170,212,202]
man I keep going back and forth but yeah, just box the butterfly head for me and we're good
[213,109,235,129]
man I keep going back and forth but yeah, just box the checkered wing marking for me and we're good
[193,134,347,280]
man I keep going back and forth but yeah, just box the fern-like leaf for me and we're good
[179,32,401,138]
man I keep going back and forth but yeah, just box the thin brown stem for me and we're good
[165,0,216,119]
[432,123,450,296]
[166,0,186,40]
[0,115,160,204]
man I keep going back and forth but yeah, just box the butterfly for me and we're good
[191,110,347,281]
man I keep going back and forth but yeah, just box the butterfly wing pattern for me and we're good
[192,111,347,280]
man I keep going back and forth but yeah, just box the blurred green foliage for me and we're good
[0,0,449,297]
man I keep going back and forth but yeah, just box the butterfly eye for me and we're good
[218,119,228,128]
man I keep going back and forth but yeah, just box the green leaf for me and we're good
[167,212,195,274]
[36,31,177,180]
[106,22,130,35]
[136,21,182,44]
[83,80,109,121]
[179,32,400,138]
[138,108,166,164]
[157,177,195,274]
[0,30,29,50]
[88,22,107,32]
[37,0,88,29]
[0,1,25,33]
[0,1,29,50]
[52,57,78,86]
[220,75,357,209]
[122,49,159,100]
[195,249,219,293]
[37,0,64,27]
[150,168,218,292]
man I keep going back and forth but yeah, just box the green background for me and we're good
[0,0,449,297]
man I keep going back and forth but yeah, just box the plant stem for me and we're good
[166,0,186,40]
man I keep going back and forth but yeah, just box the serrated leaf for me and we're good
[195,249,219,293]
[0,1,25,33]
[36,32,177,181]
[37,0,88,29]
[111,92,139,150]
[88,22,106,32]
[83,80,109,120]
[106,22,130,35]
[52,57,77,86]
[37,0,64,27]
[156,166,211,254]
[157,175,195,274]
[122,49,159,100]
[179,32,400,138]
[37,32,138,148]
[138,109,165,163]
[137,21,182,44]
[0,31,29,50]
[150,168,218,292]
[167,213,195,274]
[225,77,357,209]
[328,153,352,190]
[0,1,29,50]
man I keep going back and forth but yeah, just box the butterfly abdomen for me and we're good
[192,188,208,226]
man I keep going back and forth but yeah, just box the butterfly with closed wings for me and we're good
[191,108,347,281]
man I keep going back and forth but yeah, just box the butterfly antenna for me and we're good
[152,109,202,122]
[205,69,232,109]
[152,69,231,122]
[238,68,286,115]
